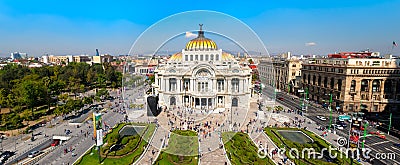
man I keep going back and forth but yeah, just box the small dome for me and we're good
[185,24,217,51]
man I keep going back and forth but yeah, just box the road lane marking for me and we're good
[366,144,399,164]
[370,141,389,146]
[391,146,400,152]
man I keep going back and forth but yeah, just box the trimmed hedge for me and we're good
[222,132,274,165]
[264,127,360,165]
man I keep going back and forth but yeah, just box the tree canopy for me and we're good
[0,63,122,130]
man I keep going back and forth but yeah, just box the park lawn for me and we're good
[264,127,360,165]
[154,130,198,165]
[222,132,274,165]
[75,123,156,165]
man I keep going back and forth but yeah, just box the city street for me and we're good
[270,91,400,165]
[1,88,134,165]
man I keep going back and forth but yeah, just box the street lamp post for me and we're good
[0,137,3,152]
[347,113,353,149]
[230,102,233,131]
[362,122,368,149]
[328,93,333,131]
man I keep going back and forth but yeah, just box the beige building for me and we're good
[258,55,302,95]
[301,57,400,112]
[92,54,113,64]
[48,55,72,65]
[72,55,91,63]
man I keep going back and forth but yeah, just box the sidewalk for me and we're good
[199,131,229,165]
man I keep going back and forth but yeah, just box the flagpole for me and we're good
[391,41,397,55]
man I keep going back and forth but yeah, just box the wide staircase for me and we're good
[199,132,229,165]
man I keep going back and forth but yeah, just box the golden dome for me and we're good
[169,52,182,61]
[185,24,217,51]
[222,52,235,61]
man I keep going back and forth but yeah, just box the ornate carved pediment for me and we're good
[196,69,211,81]
[196,69,211,77]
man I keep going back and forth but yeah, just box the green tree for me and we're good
[96,88,109,100]
[0,89,7,111]
[15,79,45,120]
[10,113,23,128]
[148,75,155,84]
[97,74,106,88]
[83,96,93,105]
[42,76,52,113]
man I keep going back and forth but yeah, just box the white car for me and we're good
[317,116,327,121]
[332,124,344,130]
[28,151,40,158]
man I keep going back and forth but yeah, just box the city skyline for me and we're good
[0,0,399,57]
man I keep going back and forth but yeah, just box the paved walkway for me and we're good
[135,125,168,165]
[246,96,293,165]
[199,131,229,165]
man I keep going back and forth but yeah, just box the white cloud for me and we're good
[185,31,197,38]
[305,42,317,46]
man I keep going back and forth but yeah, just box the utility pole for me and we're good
[305,88,308,112]
[362,122,368,149]
[287,83,290,94]
[388,113,392,135]
[347,113,354,149]
[299,87,308,114]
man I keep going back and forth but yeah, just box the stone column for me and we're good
[380,79,385,100]
[226,78,230,93]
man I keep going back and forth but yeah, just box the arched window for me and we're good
[313,75,316,85]
[350,80,356,92]
[361,80,368,92]
[337,79,342,91]
[215,55,219,61]
[307,75,311,84]
[210,54,214,60]
[384,80,392,93]
[190,55,193,61]
[330,78,335,89]
[195,55,198,61]
[318,76,321,86]
[200,55,204,61]
[205,54,209,61]
[232,98,238,107]
[372,80,380,92]
[303,74,306,83]
[170,97,176,106]
[169,78,177,91]
[231,78,240,92]
[185,55,188,61]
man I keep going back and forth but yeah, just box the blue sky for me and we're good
[0,0,399,56]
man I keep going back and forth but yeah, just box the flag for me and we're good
[394,41,398,47]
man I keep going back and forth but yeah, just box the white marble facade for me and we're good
[153,25,252,110]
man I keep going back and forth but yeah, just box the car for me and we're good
[338,121,347,127]
[51,139,60,146]
[317,116,327,121]
[278,97,284,101]
[393,143,400,148]
[332,124,344,130]
[28,151,40,158]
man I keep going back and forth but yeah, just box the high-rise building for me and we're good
[11,52,27,60]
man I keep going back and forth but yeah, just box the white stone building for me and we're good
[154,25,252,111]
